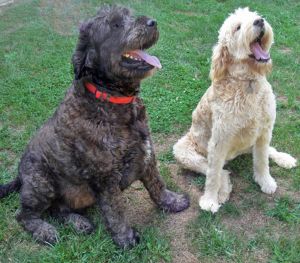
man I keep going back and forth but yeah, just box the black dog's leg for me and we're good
[98,186,139,249]
[50,203,94,235]
[17,208,59,245]
[63,213,94,234]
[141,159,190,213]
[16,180,58,245]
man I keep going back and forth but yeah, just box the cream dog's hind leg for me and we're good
[173,134,232,206]
[269,146,297,169]
[173,134,208,175]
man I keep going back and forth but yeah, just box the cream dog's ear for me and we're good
[209,43,230,81]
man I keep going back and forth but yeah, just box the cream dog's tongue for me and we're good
[132,50,162,69]
[250,42,270,60]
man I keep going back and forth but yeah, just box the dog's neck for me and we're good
[92,76,141,97]
[228,60,271,81]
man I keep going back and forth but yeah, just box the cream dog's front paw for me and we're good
[255,174,277,194]
[199,194,220,213]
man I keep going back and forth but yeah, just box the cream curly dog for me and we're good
[173,8,297,213]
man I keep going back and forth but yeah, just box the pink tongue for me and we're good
[132,50,162,69]
[250,42,270,60]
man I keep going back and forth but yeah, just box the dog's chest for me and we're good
[242,81,275,129]
[117,116,153,190]
[123,114,153,165]
[84,102,152,176]
[226,83,276,159]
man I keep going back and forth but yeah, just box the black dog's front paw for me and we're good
[32,222,59,245]
[66,213,94,235]
[158,189,190,213]
[112,227,140,249]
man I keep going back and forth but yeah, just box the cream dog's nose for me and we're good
[253,18,264,27]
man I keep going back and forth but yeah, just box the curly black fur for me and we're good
[0,6,189,248]
[0,177,21,198]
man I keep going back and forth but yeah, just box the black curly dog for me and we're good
[0,6,189,248]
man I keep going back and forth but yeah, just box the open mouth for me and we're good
[249,31,270,62]
[121,50,162,70]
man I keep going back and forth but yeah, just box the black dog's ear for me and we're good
[72,20,95,80]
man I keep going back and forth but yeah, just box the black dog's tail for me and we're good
[0,177,21,198]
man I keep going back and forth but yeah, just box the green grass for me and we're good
[1,209,171,263]
[266,196,300,223]
[159,164,180,192]
[268,236,300,263]
[189,212,244,262]
[0,0,300,262]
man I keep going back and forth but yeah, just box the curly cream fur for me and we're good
[173,7,297,213]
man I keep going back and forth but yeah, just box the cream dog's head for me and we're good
[210,7,274,81]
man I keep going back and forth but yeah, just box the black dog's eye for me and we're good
[113,23,120,28]
[236,24,241,31]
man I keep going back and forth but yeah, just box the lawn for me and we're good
[0,0,299,262]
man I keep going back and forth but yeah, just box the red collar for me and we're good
[85,82,136,104]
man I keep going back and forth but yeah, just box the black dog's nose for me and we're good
[253,18,264,27]
[147,19,157,27]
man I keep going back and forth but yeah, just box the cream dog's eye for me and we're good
[236,24,241,31]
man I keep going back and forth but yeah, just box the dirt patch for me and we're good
[2,23,23,35]
[278,47,292,54]
[0,149,17,160]
[0,0,13,7]
[153,133,181,155]
[221,172,300,262]
[123,181,159,227]
[175,10,199,17]
[160,164,201,263]
[122,167,201,262]
[0,149,18,174]
[223,171,300,211]
[249,249,269,263]
[275,178,300,201]
[223,208,269,239]
[276,95,288,103]
[0,0,14,7]
[221,177,271,262]
[0,0,12,15]
[152,133,202,262]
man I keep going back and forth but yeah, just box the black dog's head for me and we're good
[72,6,161,84]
